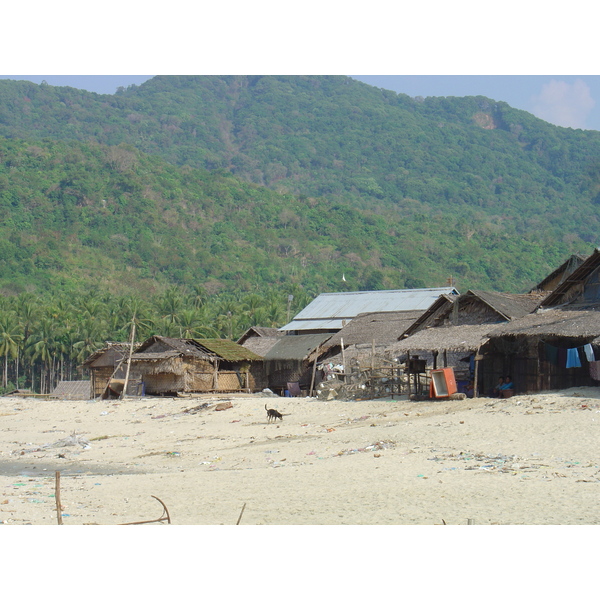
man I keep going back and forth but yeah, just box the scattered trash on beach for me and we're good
[183,403,211,414]
[335,440,396,457]
[48,433,91,450]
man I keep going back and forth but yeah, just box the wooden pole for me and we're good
[120,319,136,400]
[473,346,481,398]
[55,471,63,525]
[236,503,247,525]
[309,349,319,398]
[407,351,411,395]
[340,337,346,379]
[371,339,375,371]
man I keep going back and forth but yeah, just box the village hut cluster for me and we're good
[53,251,600,401]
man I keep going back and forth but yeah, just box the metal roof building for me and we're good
[280,287,458,332]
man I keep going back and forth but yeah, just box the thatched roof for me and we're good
[240,336,283,358]
[134,336,261,361]
[469,290,545,320]
[81,342,137,368]
[389,324,503,353]
[236,326,286,357]
[130,350,182,362]
[322,310,424,350]
[237,327,285,345]
[530,254,587,292]
[401,290,543,338]
[487,308,600,341]
[194,339,262,361]
[402,294,456,336]
[540,249,600,308]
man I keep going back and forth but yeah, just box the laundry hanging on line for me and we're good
[543,341,597,368]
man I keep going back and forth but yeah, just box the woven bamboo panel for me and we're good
[93,367,113,397]
[217,372,244,391]
[144,373,184,394]
[188,372,213,391]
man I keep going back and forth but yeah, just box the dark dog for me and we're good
[265,404,283,423]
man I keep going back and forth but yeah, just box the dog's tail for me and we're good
[265,404,268,411]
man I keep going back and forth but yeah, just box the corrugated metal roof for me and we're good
[280,318,347,331]
[282,288,457,331]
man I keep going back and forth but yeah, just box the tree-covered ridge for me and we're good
[0,131,590,298]
[1,76,599,215]
[1,75,599,293]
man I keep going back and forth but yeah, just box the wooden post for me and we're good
[236,503,247,525]
[340,337,346,379]
[371,339,375,371]
[55,471,63,525]
[120,319,136,400]
[309,344,321,397]
[406,351,411,395]
[452,295,459,326]
[473,346,481,398]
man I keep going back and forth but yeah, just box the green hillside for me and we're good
[0,74,599,298]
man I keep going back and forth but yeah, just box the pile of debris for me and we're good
[315,367,407,401]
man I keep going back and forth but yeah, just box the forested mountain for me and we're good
[1,74,599,393]
[1,74,599,298]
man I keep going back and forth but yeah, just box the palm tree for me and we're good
[72,321,105,369]
[114,296,155,341]
[176,309,202,338]
[28,318,55,394]
[156,286,183,324]
[0,314,23,388]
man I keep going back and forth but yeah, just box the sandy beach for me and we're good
[1,387,599,526]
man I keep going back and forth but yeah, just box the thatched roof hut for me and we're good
[81,342,138,399]
[484,308,600,393]
[129,336,263,395]
[403,290,544,337]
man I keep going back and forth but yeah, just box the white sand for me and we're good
[1,387,600,525]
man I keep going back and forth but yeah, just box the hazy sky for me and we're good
[1,74,599,131]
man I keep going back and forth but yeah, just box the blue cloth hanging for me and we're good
[584,344,595,362]
[566,347,581,368]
